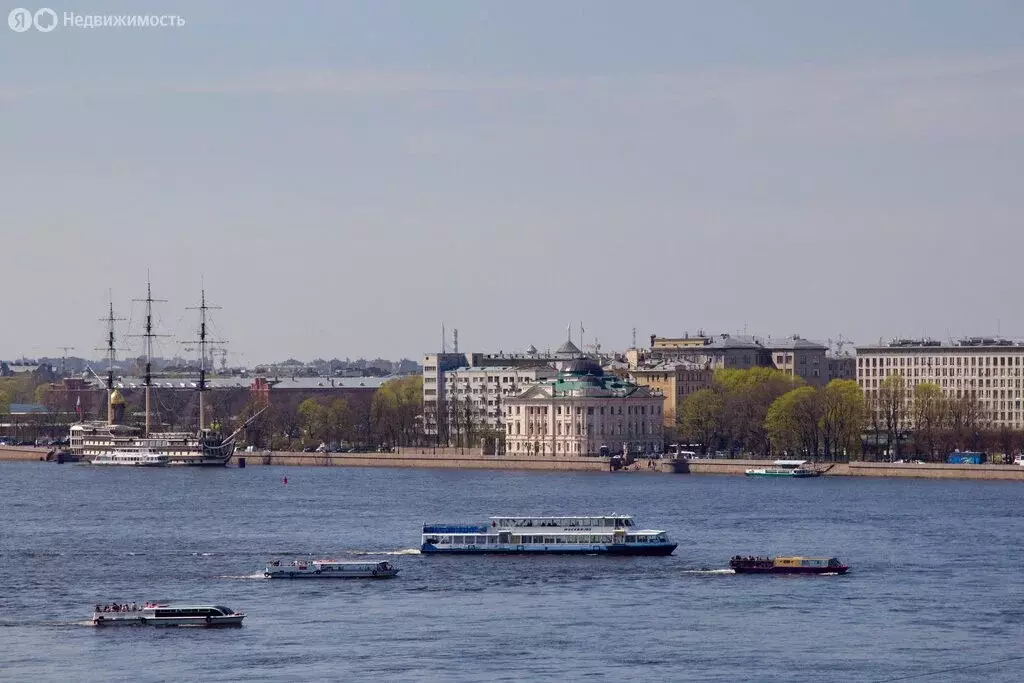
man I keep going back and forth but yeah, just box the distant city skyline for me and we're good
[2,1,1022,362]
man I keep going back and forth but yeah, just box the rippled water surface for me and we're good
[1,462,1022,682]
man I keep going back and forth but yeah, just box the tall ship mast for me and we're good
[132,278,166,437]
[68,281,265,467]
[186,287,221,436]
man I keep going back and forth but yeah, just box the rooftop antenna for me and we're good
[131,276,168,437]
[632,327,637,349]
[441,323,446,354]
[453,328,459,354]
[580,322,584,354]
[96,294,127,425]
[185,284,224,433]
[57,346,75,376]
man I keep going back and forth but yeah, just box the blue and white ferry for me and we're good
[421,515,677,555]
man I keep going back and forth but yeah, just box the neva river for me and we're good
[1,463,1022,682]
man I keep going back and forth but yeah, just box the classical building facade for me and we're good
[628,361,713,426]
[504,358,665,457]
[855,337,1024,429]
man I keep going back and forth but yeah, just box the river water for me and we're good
[0,462,1021,682]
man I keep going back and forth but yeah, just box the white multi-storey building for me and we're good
[423,340,588,443]
[443,365,558,432]
[855,337,1024,428]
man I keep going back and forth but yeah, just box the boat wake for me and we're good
[217,572,268,580]
[350,548,421,556]
[681,569,736,575]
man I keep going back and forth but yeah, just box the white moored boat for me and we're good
[91,449,169,467]
[264,559,399,579]
[92,602,244,627]
[421,515,677,555]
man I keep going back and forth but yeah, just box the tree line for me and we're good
[237,376,423,451]
[677,368,1010,461]
[677,368,865,461]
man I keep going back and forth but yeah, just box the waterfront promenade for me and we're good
[5,445,1024,480]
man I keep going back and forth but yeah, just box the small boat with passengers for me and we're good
[421,515,677,555]
[92,601,245,626]
[264,559,399,579]
[729,556,849,575]
[90,449,169,467]
[745,460,819,478]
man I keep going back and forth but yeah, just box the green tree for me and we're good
[912,383,945,460]
[878,375,908,460]
[765,386,822,459]
[327,398,351,445]
[677,389,724,454]
[297,398,326,445]
[715,367,805,456]
[820,379,866,461]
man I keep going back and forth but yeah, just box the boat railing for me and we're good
[423,524,489,534]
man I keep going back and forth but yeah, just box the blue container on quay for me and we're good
[946,452,986,465]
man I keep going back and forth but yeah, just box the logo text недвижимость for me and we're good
[8,8,185,32]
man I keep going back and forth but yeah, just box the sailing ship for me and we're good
[70,283,264,467]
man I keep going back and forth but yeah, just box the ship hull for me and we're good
[421,543,677,556]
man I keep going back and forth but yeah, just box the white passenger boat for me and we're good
[92,602,244,627]
[421,515,677,555]
[745,460,820,478]
[264,559,399,579]
[91,449,169,467]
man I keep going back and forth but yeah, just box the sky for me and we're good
[2,1,1023,365]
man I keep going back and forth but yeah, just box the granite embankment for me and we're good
[233,448,609,472]
[6,445,1023,479]
[0,446,49,461]
[672,458,1024,481]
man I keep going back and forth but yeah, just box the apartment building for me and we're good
[628,361,713,426]
[647,333,828,387]
[423,339,585,442]
[855,337,1024,428]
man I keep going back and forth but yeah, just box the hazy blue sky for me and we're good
[2,1,1023,365]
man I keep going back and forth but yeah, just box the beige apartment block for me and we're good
[855,337,1024,429]
[628,361,713,426]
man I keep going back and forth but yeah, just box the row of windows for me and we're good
[860,355,1023,368]
[860,374,1022,389]
[508,420,657,437]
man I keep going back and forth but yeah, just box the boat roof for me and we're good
[311,560,389,565]
[773,460,808,466]
[488,514,633,520]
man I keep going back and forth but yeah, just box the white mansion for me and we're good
[504,357,665,457]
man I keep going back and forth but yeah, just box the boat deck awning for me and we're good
[773,460,808,467]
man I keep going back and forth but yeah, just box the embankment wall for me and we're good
[233,450,609,472]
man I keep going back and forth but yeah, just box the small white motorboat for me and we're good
[264,559,399,579]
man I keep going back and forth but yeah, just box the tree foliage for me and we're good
[878,375,908,459]
[677,389,723,454]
